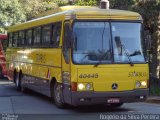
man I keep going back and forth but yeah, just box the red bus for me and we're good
[0,34,7,78]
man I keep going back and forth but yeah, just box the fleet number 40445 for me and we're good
[79,73,99,78]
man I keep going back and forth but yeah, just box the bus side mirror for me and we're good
[66,39,71,49]
[144,31,152,54]
[146,39,152,54]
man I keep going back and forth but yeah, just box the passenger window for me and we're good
[12,32,18,47]
[33,27,41,47]
[42,25,51,46]
[18,31,25,47]
[8,33,13,47]
[52,23,62,47]
[26,29,33,47]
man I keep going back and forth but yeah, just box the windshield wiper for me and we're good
[130,50,141,56]
[121,43,134,66]
[115,36,134,66]
[94,51,109,67]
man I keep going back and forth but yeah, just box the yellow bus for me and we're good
[6,6,149,108]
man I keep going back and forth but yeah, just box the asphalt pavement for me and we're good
[0,79,160,120]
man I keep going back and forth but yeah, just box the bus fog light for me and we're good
[78,83,85,90]
[141,81,147,87]
[136,81,141,88]
[86,83,92,90]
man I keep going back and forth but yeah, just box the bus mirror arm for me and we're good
[66,33,73,49]
[144,32,152,54]
[66,40,71,49]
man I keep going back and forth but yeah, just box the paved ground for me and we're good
[0,79,160,120]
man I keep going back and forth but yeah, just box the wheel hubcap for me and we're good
[55,85,62,103]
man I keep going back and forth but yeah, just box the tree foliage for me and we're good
[109,0,135,10]
[133,0,160,33]
[19,0,59,20]
[75,0,97,6]
[0,0,25,33]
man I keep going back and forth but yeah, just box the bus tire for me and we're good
[53,82,65,108]
[15,72,21,91]
[19,72,27,93]
[13,70,16,83]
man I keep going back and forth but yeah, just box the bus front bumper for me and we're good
[69,89,149,106]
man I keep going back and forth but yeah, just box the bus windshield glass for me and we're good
[112,22,145,63]
[72,22,112,64]
[72,22,145,64]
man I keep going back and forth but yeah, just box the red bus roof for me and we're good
[0,34,7,40]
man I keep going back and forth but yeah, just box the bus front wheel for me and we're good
[19,73,27,93]
[15,72,21,91]
[53,82,65,108]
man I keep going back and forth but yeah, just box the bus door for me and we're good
[62,21,72,104]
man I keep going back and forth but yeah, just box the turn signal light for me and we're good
[71,82,77,91]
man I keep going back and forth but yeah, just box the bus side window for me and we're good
[52,23,62,47]
[8,33,12,47]
[42,25,51,47]
[33,27,41,47]
[26,29,33,47]
[12,32,18,47]
[18,31,25,47]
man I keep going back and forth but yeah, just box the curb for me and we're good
[146,97,160,104]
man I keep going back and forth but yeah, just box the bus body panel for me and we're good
[76,64,148,91]
[6,48,62,83]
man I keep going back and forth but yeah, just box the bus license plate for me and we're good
[107,98,120,103]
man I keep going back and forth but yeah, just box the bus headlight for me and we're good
[78,83,85,90]
[77,83,93,91]
[135,81,147,88]
[141,81,147,87]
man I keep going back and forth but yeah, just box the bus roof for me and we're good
[8,6,142,32]
[0,34,7,40]
[35,6,95,18]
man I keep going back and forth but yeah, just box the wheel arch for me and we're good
[50,77,57,97]
[19,70,22,75]
[13,69,17,83]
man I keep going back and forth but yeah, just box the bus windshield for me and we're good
[72,22,145,64]
[112,22,145,63]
